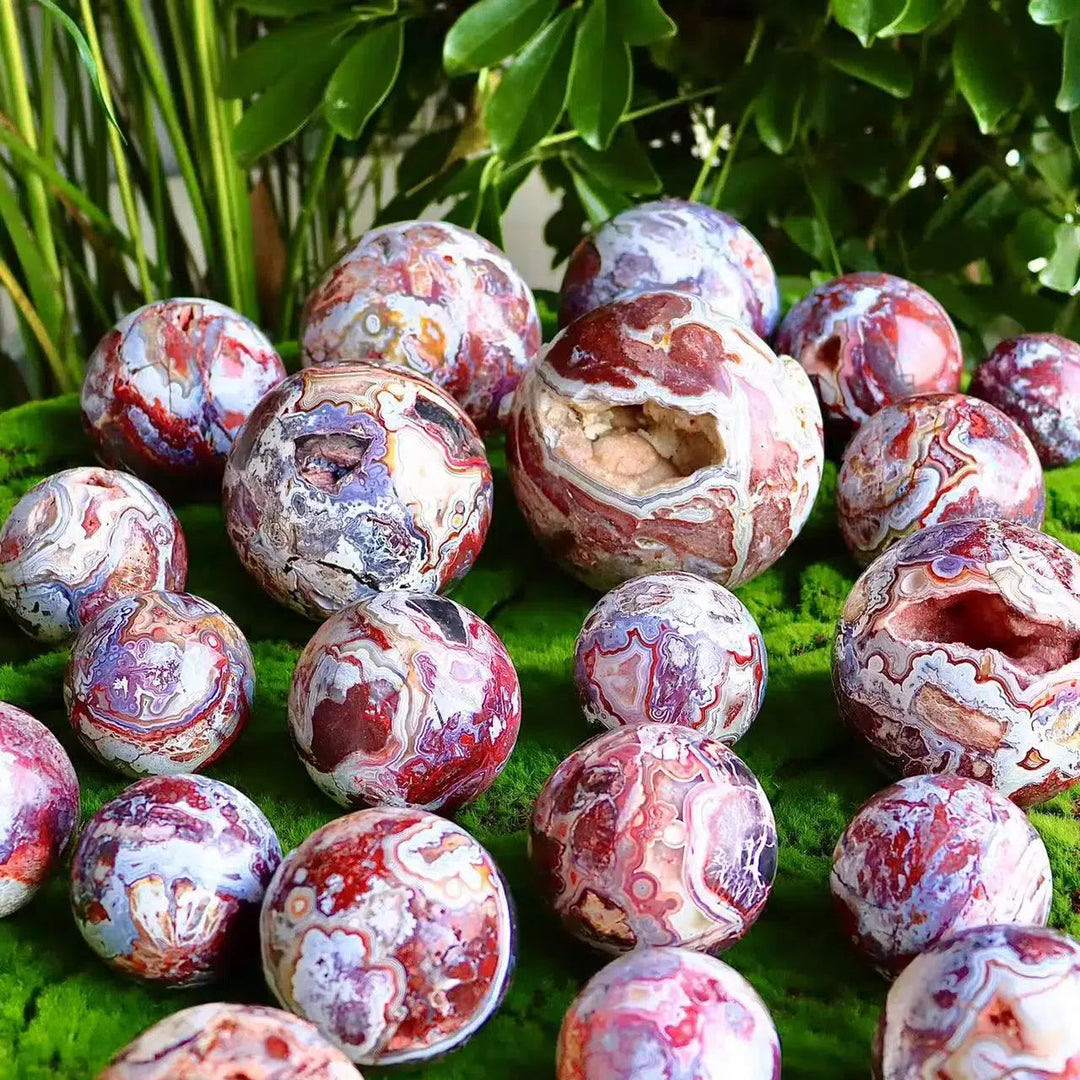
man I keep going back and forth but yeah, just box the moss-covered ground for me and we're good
[3,392,1080,1079]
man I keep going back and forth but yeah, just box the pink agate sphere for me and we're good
[556,947,780,1080]
[838,393,1045,564]
[831,774,1051,975]
[97,1003,359,1080]
[300,220,541,431]
[776,272,962,439]
[0,703,79,917]
[530,722,777,954]
[558,199,780,339]
[574,570,766,742]
[834,518,1080,806]
[873,925,1080,1079]
[970,332,1080,467]
[82,298,286,483]
[288,591,520,811]
[0,467,186,644]
[507,290,823,590]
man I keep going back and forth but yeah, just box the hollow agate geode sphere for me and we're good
[873,925,1080,1079]
[837,393,1045,564]
[507,291,823,590]
[558,199,780,339]
[530,723,777,954]
[556,947,781,1080]
[574,570,766,742]
[300,220,541,431]
[833,518,1080,806]
[970,332,1080,467]
[777,272,962,439]
[288,590,520,811]
[222,361,492,619]
[82,298,286,483]
[831,774,1051,975]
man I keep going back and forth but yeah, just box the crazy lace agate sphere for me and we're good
[97,1003,360,1080]
[834,518,1080,806]
[556,947,780,1080]
[260,806,514,1066]
[831,774,1052,975]
[222,361,492,619]
[82,298,286,483]
[558,199,780,339]
[0,467,187,644]
[530,722,776,954]
[970,332,1080,467]
[776,272,962,440]
[0,703,79,918]
[507,291,823,590]
[288,590,520,811]
[64,591,254,777]
[574,570,766,742]
[70,774,281,987]
[873,924,1080,1079]
[301,220,541,431]
[838,393,1045,565]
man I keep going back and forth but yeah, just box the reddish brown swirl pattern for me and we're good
[97,1003,360,1080]
[873,924,1080,1079]
[530,722,777,954]
[82,298,286,484]
[260,806,514,1066]
[222,361,492,619]
[556,947,780,1080]
[300,220,541,431]
[831,774,1051,976]
[574,570,767,743]
[776,272,962,440]
[838,393,1045,564]
[970,333,1080,467]
[288,590,520,811]
[0,467,187,644]
[558,199,780,338]
[70,774,281,987]
[64,591,254,778]
[0,703,79,918]
[833,518,1080,806]
[507,291,823,590]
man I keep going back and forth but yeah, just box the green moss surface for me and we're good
[3,393,1080,1079]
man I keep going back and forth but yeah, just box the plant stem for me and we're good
[802,161,842,276]
[280,127,337,338]
[709,107,752,208]
[78,0,154,300]
[0,254,71,391]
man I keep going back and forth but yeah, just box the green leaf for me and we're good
[832,0,906,45]
[566,160,632,224]
[570,126,660,192]
[1040,222,1080,291]
[234,0,394,13]
[443,0,557,75]
[755,68,805,154]
[1071,107,1080,155]
[952,8,1021,133]
[1058,17,1080,110]
[569,0,633,151]
[823,33,914,97]
[879,0,946,35]
[324,22,403,139]
[609,0,677,45]
[34,0,123,137]
[1030,0,1078,26]
[233,44,347,165]
[219,13,362,98]
[484,9,576,160]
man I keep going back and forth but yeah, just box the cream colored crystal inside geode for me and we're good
[538,389,726,495]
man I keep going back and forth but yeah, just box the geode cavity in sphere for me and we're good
[222,361,492,619]
[507,291,824,591]
[834,518,1080,806]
